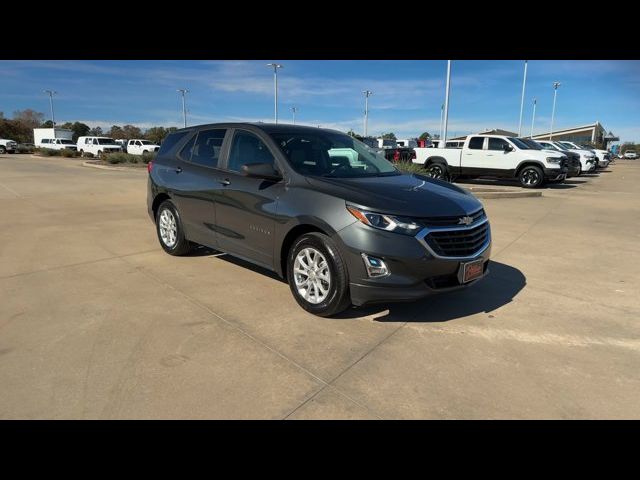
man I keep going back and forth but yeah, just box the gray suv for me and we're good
[147,123,491,316]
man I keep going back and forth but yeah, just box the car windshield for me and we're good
[559,142,575,149]
[97,138,117,145]
[141,140,152,145]
[270,131,400,178]
[519,139,542,150]
[508,137,531,149]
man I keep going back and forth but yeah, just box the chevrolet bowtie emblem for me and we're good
[458,216,474,225]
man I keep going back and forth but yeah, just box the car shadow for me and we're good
[189,244,285,282]
[545,183,578,189]
[335,261,526,323]
[189,246,526,323]
[456,178,574,190]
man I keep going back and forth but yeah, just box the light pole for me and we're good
[177,89,189,128]
[518,60,528,137]
[363,90,373,137]
[530,98,537,138]
[266,63,283,123]
[549,81,561,140]
[442,60,452,144]
[43,90,57,126]
[439,103,444,140]
[291,106,298,125]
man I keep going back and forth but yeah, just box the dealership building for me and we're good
[531,122,619,148]
[450,122,619,149]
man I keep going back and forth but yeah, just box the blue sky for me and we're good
[1,60,639,142]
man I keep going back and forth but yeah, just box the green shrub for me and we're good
[141,151,156,164]
[394,161,427,175]
[104,153,128,164]
[83,152,95,158]
[35,148,59,157]
[60,149,78,158]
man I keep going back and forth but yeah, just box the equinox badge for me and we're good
[458,216,474,226]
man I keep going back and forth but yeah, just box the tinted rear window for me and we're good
[158,131,190,155]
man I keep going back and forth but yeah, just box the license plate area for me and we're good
[458,259,484,284]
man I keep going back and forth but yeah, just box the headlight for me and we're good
[546,156,562,164]
[346,205,421,236]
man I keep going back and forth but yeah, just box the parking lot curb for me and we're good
[472,190,542,199]
[82,161,145,172]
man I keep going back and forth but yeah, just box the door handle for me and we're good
[220,179,231,186]
[175,167,183,173]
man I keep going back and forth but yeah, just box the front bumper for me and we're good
[543,166,568,181]
[334,219,492,306]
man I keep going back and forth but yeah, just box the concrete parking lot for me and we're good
[1,154,639,419]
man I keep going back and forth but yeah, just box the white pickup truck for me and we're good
[0,139,18,154]
[126,139,160,155]
[413,134,567,188]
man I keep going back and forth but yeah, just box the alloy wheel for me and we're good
[293,247,331,304]
[521,168,540,186]
[158,209,178,248]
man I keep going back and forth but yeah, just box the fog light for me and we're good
[361,253,389,278]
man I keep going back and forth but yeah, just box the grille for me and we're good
[418,208,485,227]
[426,221,490,257]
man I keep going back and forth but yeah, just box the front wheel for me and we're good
[425,162,449,181]
[287,232,351,317]
[0,146,6,154]
[518,165,544,188]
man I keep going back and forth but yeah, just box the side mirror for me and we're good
[242,162,282,181]
[503,144,514,152]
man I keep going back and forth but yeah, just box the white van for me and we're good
[76,136,122,156]
[39,138,77,151]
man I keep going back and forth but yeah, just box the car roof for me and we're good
[171,122,345,136]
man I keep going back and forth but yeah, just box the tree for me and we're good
[12,109,45,129]
[42,120,55,128]
[144,126,178,144]
[380,132,396,140]
[0,118,33,143]
[419,131,431,140]
[122,124,143,139]
[108,125,126,139]
[59,121,90,141]
[89,126,103,136]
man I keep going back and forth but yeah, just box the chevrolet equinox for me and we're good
[147,123,492,316]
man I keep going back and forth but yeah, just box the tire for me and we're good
[518,165,544,188]
[287,232,351,317]
[142,150,148,155]
[155,200,192,256]
[79,149,84,157]
[425,162,449,181]
[0,146,6,154]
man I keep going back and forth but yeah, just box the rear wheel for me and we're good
[287,232,351,317]
[518,165,544,188]
[425,162,449,181]
[0,146,6,154]
[155,200,192,256]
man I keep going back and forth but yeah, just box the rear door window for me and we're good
[189,129,227,168]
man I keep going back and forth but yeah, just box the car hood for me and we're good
[304,173,482,218]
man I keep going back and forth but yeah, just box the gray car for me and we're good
[147,123,491,316]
